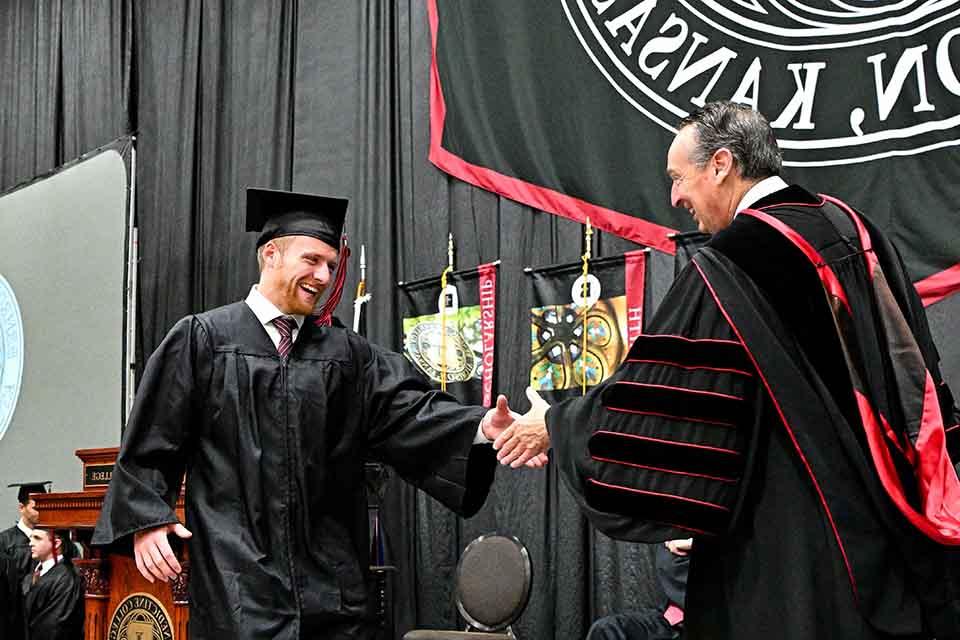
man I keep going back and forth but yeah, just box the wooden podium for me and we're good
[32,450,397,639]
[33,448,188,640]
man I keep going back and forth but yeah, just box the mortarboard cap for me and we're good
[8,481,51,505]
[246,188,348,250]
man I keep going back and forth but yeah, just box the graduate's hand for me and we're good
[523,452,550,468]
[480,395,546,468]
[665,538,693,556]
[134,522,192,584]
[493,387,551,468]
[480,394,520,441]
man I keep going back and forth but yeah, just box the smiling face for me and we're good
[666,125,736,234]
[258,235,339,315]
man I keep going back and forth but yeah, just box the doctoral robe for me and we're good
[551,186,960,640]
[20,562,84,640]
[92,302,496,639]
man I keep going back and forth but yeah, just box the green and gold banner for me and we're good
[399,262,498,406]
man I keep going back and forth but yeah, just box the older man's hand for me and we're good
[493,387,551,468]
[481,394,549,468]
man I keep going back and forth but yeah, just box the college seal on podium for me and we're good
[108,593,175,640]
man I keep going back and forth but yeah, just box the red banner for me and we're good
[478,262,497,407]
[624,250,647,346]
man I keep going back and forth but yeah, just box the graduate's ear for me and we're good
[262,241,279,268]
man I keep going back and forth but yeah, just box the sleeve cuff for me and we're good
[473,420,492,444]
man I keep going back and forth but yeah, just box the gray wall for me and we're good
[0,149,129,517]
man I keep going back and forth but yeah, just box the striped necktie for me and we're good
[273,316,296,360]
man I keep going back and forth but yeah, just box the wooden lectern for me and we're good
[33,448,188,640]
[32,450,396,639]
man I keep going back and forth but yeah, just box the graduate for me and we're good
[93,187,542,640]
[1,548,20,640]
[1,482,50,640]
[0,483,49,581]
[20,528,84,640]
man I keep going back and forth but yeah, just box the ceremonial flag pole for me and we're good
[352,245,371,333]
[439,233,455,392]
[580,218,593,396]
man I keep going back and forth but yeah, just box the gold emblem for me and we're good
[108,593,175,640]
[402,306,482,384]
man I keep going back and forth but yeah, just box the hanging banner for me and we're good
[527,250,647,402]
[428,0,960,302]
[398,262,498,407]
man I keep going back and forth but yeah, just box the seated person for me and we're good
[587,539,691,640]
[20,528,84,640]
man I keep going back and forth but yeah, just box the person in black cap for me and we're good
[92,187,542,640]
[20,528,84,640]
[1,482,49,640]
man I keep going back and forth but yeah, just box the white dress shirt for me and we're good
[244,285,306,349]
[17,518,32,538]
[37,555,63,577]
[734,175,789,218]
[243,284,492,444]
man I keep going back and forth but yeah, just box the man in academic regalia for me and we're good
[92,188,542,640]
[1,483,49,640]
[494,101,960,639]
[20,529,83,640]
[1,548,21,640]
[0,484,48,581]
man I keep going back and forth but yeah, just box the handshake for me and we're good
[479,387,552,469]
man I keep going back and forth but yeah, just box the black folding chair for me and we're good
[404,534,533,640]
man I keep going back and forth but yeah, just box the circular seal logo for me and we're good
[563,0,960,165]
[0,274,24,442]
[108,593,175,640]
[404,321,479,383]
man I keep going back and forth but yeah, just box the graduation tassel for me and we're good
[315,235,351,327]
[580,218,593,396]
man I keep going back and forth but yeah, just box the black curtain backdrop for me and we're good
[1,2,952,639]
[0,0,132,190]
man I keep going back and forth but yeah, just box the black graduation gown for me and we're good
[550,186,960,640]
[1,550,21,640]
[20,562,84,640]
[92,302,496,640]
[0,525,33,582]
[0,525,32,640]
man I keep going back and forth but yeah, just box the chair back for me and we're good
[455,534,532,632]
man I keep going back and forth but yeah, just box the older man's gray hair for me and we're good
[678,101,782,180]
